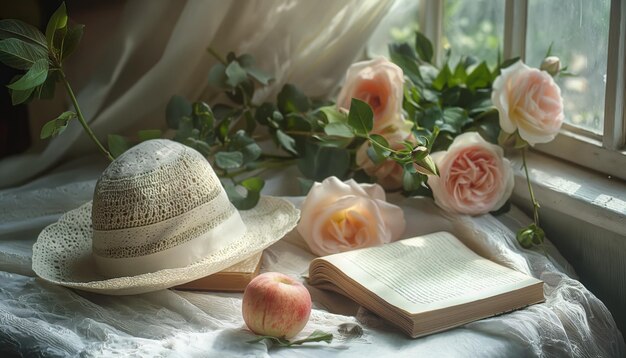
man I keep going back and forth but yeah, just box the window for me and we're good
[380,0,626,180]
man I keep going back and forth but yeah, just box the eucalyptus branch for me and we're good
[0,3,113,161]
[59,71,114,161]
[207,47,227,65]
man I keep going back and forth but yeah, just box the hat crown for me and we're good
[92,139,222,231]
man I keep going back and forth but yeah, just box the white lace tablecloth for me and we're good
[0,157,624,357]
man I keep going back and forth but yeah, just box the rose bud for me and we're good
[540,56,561,76]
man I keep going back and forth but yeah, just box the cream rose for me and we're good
[427,132,514,215]
[297,177,405,256]
[355,120,414,190]
[492,60,564,145]
[336,57,405,133]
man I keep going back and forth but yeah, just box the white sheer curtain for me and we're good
[0,0,393,188]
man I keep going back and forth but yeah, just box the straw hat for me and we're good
[32,139,299,295]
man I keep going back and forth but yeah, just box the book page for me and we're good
[318,231,542,314]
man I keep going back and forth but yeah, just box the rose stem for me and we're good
[521,147,540,225]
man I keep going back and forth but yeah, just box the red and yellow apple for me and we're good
[242,272,312,338]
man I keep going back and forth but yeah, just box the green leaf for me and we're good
[366,145,385,165]
[388,42,422,84]
[246,66,273,85]
[418,106,442,131]
[419,65,438,85]
[46,2,68,50]
[403,169,423,191]
[192,101,215,137]
[217,118,231,143]
[442,107,470,133]
[297,177,314,195]
[298,142,350,181]
[255,102,275,125]
[230,130,262,163]
[450,62,468,87]
[208,63,227,88]
[0,19,47,49]
[0,38,48,70]
[432,64,451,91]
[347,98,373,136]
[11,86,34,105]
[247,330,333,347]
[238,54,273,85]
[225,60,248,87]
[319,106,347,124]
[34,70,58,100]
[138,129,162,141]
[174,116,194,141]
[241,176,264,192]
[415,32,434,63]
[166,95,192,129]
[324,122,354,138]
[223,178,265,210]
[184,138,211,156]
[516,224,545,249]
[277,84,310,113]
[40,111,76,139]
[108,134,131,158]
[7,58,48,90]
[276,129,298,155]
[313,134,353,149]
[466,62,491,91]
[369,134,390,156]
[215,151,243,170]
[61,23,84,60]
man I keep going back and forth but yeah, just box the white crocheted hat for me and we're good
[32,139,299,295]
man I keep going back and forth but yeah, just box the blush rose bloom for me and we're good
[355,120,414,190]
[297,177,405,256]
[427,132,514,215]
[336,57,405,133]
[492,60,564,145]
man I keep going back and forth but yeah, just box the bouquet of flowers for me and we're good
[0,3,565,249]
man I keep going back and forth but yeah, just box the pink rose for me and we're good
[297,177,405,256]
[427,132,514,215]
[492,60,564,145]
[337,57,405,133]
[355,120,414,190]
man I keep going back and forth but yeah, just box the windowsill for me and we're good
[508,150,626,236]
[509,152,626,236]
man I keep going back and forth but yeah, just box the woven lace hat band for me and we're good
[89,139,247,278]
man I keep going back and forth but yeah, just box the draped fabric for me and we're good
[1,164,624,357]
[0,0,393,187]
[0,0,623,356]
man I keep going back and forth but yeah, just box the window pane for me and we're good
[367,0,421,58]
[526,0,610,134]
[443,0,504,68]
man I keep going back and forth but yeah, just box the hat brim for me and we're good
[32,196,299,295]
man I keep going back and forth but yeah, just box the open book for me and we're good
[175,252,262,292]
[308,232,544,338]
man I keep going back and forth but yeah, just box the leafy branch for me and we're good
[0,2,113,160]
[247,330,333,348]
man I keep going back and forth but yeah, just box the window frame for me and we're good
[420,0,626,180]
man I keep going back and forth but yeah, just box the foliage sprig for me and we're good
[0,2,113,160]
